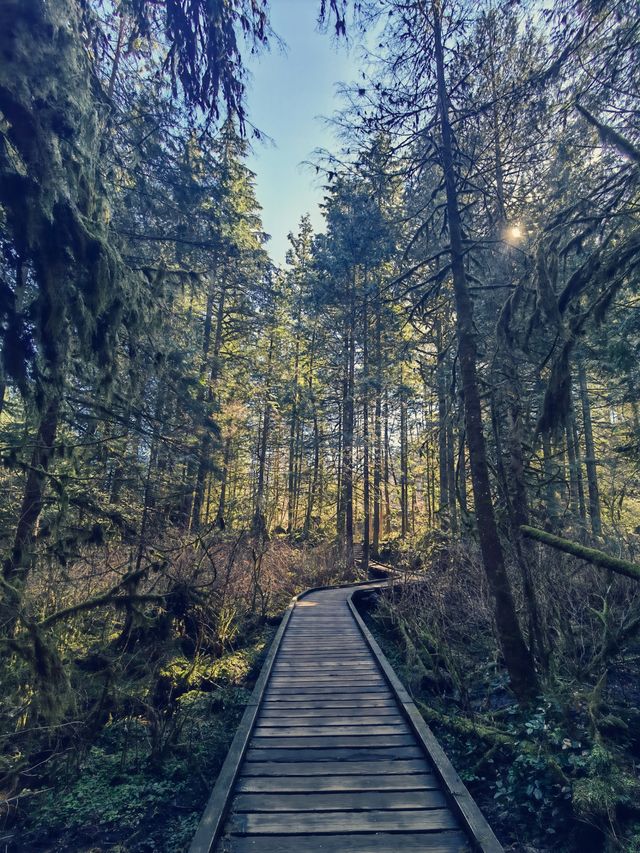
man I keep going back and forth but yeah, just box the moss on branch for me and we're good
[520,525,640,581]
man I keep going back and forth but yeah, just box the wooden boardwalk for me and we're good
[190,582,502,853]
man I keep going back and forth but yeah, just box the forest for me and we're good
[0,0,638,851]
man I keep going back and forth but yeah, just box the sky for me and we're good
[245,0,361,266]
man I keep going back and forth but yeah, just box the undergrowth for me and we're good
[9,638,269,852]
[1,534,345,851]
[358,548,640,853]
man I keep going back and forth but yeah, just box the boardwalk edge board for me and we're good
[189,569,504,853]
[187,595,294,853]
[348,589,504,853]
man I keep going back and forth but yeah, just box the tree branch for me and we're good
[521,526,640,581]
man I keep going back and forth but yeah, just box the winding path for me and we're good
[190,580,503,853]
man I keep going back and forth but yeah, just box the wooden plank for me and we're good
[273,661,374,668]
[272,657,371,664]
[259,697,397,710]
[249,734,416,748]
[287,617,361,632]
[282,636,363,641]
[221,831,471,852]
[236,773,439,793]
[253,724,408,737]
[284,621,358,625]
[233,789,448,813]
[229,809,460,835]
[265,685,390,696]
[269,675,384,683]
[260,703,396,714]
[271,666,379,673]
[281,634,362,639]
[275,659,371,664]
[273,657,373,664]
[261,703,396,713]
[258,713,399,724]
[287,617,356,621]
[278,645,364,651]
[239,759,432,777]
[245,745,425,762]
[267,682,385,689]
[280,645,363,650]
[268,679,385,687]
[283,627,361,632]
[270,670,380,678]
[276,649,370,654]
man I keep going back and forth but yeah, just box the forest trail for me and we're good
[190,579,503,853]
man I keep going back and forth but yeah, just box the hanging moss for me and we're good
[0,0,146,405]
[537,340,573,434]
[7,623,74,725]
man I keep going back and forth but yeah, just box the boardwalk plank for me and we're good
[245,745,425,762]
[265,685,391,696]
[233,790,448,812]
[257,713,399,724]
[259,698,397,710]
[236,773,439,792]
[221,832,471,852]
[250,734,415,748]
[239,759,432,776]
[229,810,460,834]
[269,676,384,684]
[253,724,409,737]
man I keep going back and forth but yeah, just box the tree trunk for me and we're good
[400,379,409,538]
[578,359,602,537]
[568,397,587,525]
[191,280,226,530]
[304,328,320,537]
[216,435,232,528]
[372,280,383,556]
[432,0,537,701]
[446,407,458,533]
[437,350,450,531]
[457,426,468,517]
[182,283,214,525]
[542,432,560,532]
[505,389,547,667]
[253,334,274,538]
[341,272,356,570]
[2,395,60,633]
[336,398,343,538]
[362,279,370,574]
[287,295,303,534]
[383,392,392,536]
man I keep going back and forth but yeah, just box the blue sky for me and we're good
[245,0,360,266]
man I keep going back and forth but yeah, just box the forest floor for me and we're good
[7,626,275,852]
[357,582,640,853]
